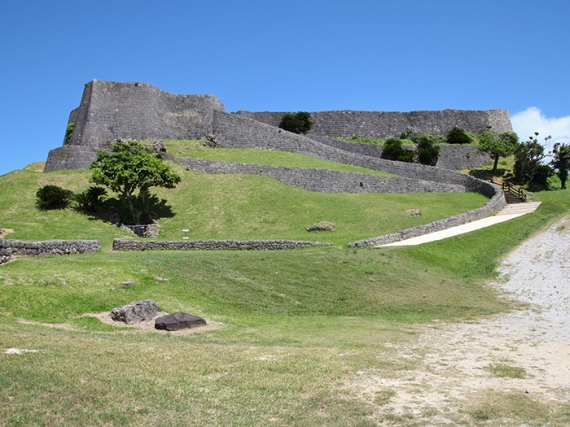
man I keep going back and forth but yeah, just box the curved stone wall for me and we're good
[174,157,465,194]
[348,187,505,247]
[309,136,492,170]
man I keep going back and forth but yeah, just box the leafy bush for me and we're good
[381,139,415,162]
[36,185,74,210]
[415,134,441,166]
[74,186,107,213]
[446,127,472,145]
[278,112,314,134]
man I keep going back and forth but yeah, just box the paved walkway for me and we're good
[378,202,542,247]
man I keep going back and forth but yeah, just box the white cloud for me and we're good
[511,107,570,151]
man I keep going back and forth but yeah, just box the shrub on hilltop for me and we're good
[36,185,74,210]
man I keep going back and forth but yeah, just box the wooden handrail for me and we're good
[490,178,527,202]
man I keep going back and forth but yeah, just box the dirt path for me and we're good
[347,216,570,425]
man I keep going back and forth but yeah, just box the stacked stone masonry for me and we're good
[39,80,509,248]
[233,109,512,140]
[44,80,510,173]
[113,239,332,251]
[0,239,101,264]
[174,157,465,194]
[311,136,493,170]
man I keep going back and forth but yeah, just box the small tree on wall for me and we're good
[278,112,314,134]
[478,131,519,171]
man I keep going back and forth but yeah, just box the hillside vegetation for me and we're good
[2,153,570,426]
[0,160,486,246]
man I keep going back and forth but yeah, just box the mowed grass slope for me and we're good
[0,160,487,245]
[2,153,570,426]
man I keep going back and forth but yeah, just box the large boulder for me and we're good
[110,299,162,324]
[154,312,206,331]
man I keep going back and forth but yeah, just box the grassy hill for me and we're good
[1,152,570,425]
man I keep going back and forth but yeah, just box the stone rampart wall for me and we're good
[44,146,100,173]
[66,80,225,147]
[174,157,464,194]
[234,109,512,139]
[0,239,101,264]
[45,80,509,173]
[113,239,331,251]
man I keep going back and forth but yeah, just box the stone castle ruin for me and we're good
[44,79,512,172]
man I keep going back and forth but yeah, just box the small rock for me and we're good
[110,299,162,324]
[154,312,206,331]
[306,221,335,232]
[156,277,168,282]
[121,281,134,288]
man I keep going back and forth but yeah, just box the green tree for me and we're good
[89,141,181,223]
[513,132,549,186]
[278,112,314,134]
[478,131,519,171]
[381,139,415,162]
[550,142,570,189]
[415,133,441,166]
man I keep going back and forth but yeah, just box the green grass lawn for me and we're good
[164,139,391,175]
[2,157,570,426]
[0,161,488,246]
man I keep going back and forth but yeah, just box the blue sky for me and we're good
[1,0,569,175]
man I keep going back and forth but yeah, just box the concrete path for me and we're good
[378,202,542,247]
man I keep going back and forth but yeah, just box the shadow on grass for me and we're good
[468,167,512,182]
[77,195,175,225]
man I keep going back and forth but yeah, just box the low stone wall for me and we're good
[348,185,505,247]
[174,158,465,194]
[0,239,101,264]
[113,239,332,251]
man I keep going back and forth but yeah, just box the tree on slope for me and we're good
[89,140,181,223]
[478,131,519,172]
[551,142,570,189]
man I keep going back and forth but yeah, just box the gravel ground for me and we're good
[346,215,570,425]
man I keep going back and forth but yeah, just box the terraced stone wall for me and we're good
[175,157,465,194]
